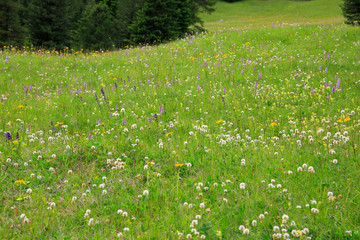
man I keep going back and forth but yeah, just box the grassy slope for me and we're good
[201,0,344,30]
[1,1,360,240]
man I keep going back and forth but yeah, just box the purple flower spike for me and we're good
[5,132,11,140]
[258,73,262,79]
[312,87,315,95]
[122,119,127,125]
[255,81,258,91]
[148,116,151,122]
[336,79,340,89]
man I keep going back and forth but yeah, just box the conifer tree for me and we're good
[28,0,70,49]
[0,0,24,46]
[75,2,114,50]
[342,0,360,25]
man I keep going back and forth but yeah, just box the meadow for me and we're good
[1,1,360,239]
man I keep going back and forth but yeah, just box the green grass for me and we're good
[1,1,360,239]
[201,0,344,30]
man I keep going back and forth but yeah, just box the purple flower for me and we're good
[154,114,158,121]
[255,81,258,91]
[16,132,19,139]
[122,119,127,125]
[50,121,53,126]
[88,132,93,140]
[241,68,244,74]
[28,124,31,131]
[258,73,262,79]
[336,79,340,89]
[223,87,226,94]
[101,87,106,99]
[332,85,336,93]
[312,87,315,95]
[148,116,151,122]
[96,119,101,124]
[5,132,11,141]
[326,96,330,101]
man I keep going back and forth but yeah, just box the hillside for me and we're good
[1,1,360,239]
[201,0,344,30]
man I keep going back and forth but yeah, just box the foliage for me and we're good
[74,2,114,50]
[129,0,193,44]
[27,0,71,49]
[0,0,24,46]
[0,0,216,49]
[341,0,360,25]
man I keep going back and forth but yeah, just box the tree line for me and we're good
[0,0,215,50]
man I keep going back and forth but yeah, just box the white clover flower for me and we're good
[239,225,245,231]
[312,208,319,214]
[26,189,32,194]
[252,220,257,226]
[143,190,149,196]
[291,230,298,237]
[199,203,205,208]
[243,228,250,235]
[88,218,94,226]
[239,183,246,190]
[259,214,265,221]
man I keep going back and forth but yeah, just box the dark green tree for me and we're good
[0,0,24,46]
[129,0,198,44]
[112,0,143,46]
[74,2,114,50]
[28,0,71,49]
[342,0,360,25]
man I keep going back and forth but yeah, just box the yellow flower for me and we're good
[216,120,223,124]
[270,122,278,126]
[12,139,19,144]
[147,161,154,166]
[165,132,173,137]
[344,117,350,122]
[18,105,24,108]
[15,180,27,185]
[55,122,64,127]
[175,162,183,167]
[336,118,343,123]
[245,42,250,45]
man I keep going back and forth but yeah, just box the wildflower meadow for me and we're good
[1,9,360,240]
